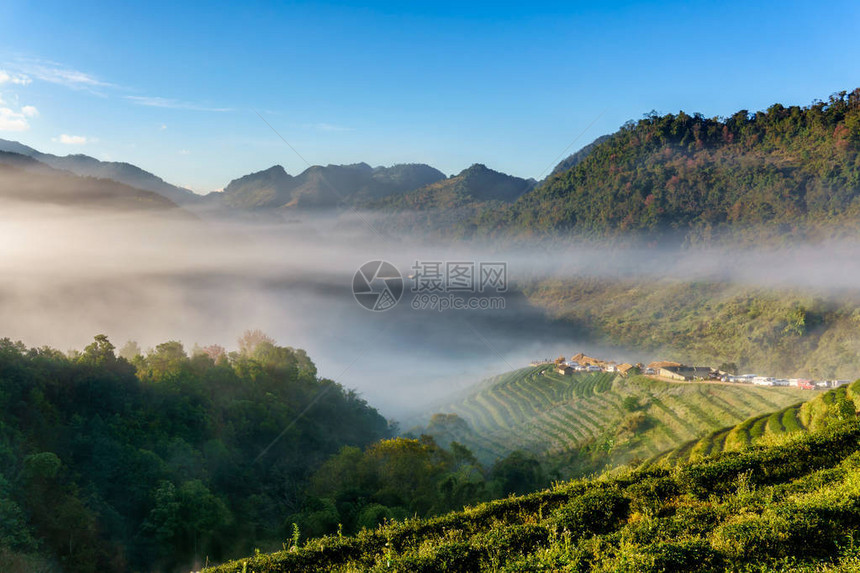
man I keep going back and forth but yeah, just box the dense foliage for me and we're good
[472,89,860,240]
[0,334,390,572]
[207,392,860,573]
[289,435,548,540]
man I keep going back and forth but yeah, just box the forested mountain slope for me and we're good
[473,89,860,240]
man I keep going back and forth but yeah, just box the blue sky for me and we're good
[0,0,857,192]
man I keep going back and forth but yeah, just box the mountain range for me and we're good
[0,137,537,215]
[368,162,536,210]
[204,162,448,210]
[3,87,859,236]
[0,138,197,205]
[0,150,179,211]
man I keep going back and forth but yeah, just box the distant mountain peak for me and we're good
[0,138,199,205]
[459,163,491,175]
[368,163,535,212]
[210,161,446,211]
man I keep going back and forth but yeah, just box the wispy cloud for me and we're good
[0,104,37,131]
[14,58,114,93]
[52,134,88,145]
[125,95,231,112]
[0,70,31,86]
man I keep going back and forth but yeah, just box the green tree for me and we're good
[490,451,545,497]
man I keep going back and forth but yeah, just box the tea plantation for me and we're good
[425,366,810,469]
[648,379,860,466]
[205,391,860,572]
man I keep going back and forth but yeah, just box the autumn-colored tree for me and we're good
[238,329,275,356]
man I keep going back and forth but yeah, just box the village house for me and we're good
[556,365,573,376]
[659,365,714,382]
[569,353,607,367]
[648,360,682,371]
[616,363,638,377]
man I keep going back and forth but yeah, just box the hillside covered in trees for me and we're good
[470,89,860,240]
[0,334,391,572]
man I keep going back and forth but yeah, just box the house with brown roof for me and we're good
[648,360,682,370]
[570,353,606,367]
[616,363,638,377]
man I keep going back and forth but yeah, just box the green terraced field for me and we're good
[647,379,860,467]
[430,366,814,466]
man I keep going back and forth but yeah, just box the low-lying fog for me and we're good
[2,200,860,417]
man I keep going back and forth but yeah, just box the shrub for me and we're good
[620,538,721,572]
[550,486,630,537]
[388,540,484,572]
[625,475,679,517]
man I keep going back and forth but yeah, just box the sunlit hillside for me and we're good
[420,365,811,472]
[205,413,860,573]
[648,378,860,466]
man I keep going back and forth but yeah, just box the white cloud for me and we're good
[52,134,88,145]
[0,70,31,86]
[160,124,167,130]
[125,95,231,112]
[20,105,38,117]
[178,149,190,155]
[0,106,32,131]
[20,60,112,91]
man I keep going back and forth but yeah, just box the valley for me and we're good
[0,13,859,567]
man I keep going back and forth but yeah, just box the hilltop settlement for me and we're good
[531,353,849,390]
